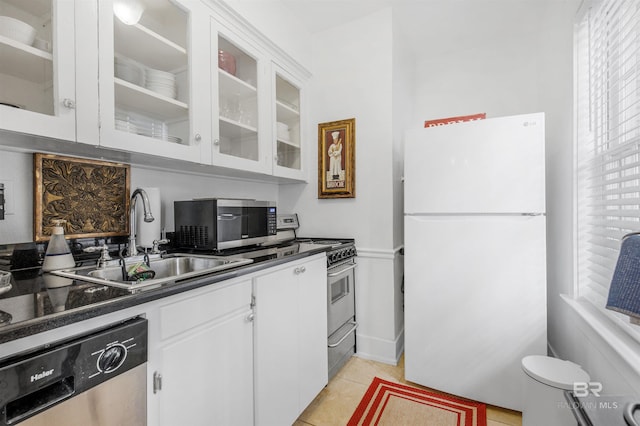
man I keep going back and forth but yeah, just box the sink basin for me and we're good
[50,254,253,290]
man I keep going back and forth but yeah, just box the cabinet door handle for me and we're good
[153,371,162,394]
[62,98,75,109]
[194,133,202,143]
[213,139,220,146]
[294,266,306,274]
[246,313,254,322]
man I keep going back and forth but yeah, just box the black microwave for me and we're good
[174,199,277,251]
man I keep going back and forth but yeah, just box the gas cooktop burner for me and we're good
[294,238,356,266]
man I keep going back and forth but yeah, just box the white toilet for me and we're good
[521,355,591,426]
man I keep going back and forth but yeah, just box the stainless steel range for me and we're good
[277,215,358,380]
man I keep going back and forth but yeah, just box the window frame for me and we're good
[574,0,640,343]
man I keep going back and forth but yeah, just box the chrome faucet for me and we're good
[128,188,154,257]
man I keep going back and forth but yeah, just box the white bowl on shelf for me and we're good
[115,56,144,86]
[145,68,176,81]
[0,16,36,46]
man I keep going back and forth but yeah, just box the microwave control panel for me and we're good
[268,207,277,235]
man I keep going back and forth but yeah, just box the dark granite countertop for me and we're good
[0,242,328,345]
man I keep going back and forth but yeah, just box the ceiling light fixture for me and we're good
[113,0,144,25]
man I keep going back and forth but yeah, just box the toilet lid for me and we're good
[522,355,591,390]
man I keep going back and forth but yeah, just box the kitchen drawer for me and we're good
[160,279,252,340]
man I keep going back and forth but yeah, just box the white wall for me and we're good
[0,146,279,244]
[132,166,278,233]
[391,9,414,348]
[219,0,313,70]
[279,8,405,364]
[0,150,33,243]
[280,9,394,247]
[414,34,542,120]
[543,1,640,396]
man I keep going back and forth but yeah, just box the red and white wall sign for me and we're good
[424,113,486,128]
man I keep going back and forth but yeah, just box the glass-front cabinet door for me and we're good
[98,0,210,164]
[273,64,305,180]
[0,0,77,141]
[212,21,271,174]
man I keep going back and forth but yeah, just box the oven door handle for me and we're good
[328,321,358,348]
[328,262,357,277]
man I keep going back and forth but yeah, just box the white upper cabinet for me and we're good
[0,0,311,181]
[211,19,272,175]
[97,0,211,164]
[272,63,306,181]
[0,0,78,141]
[208,6,311,181]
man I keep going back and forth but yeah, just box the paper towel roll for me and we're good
[136,187,161,248]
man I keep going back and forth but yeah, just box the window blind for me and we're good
[576,0,640,330]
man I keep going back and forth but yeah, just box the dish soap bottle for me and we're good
[42,220,75,272]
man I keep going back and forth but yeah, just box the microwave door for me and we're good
[217,208,243,241]
[246,207,269,237]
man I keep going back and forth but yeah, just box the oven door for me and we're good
[327,259,356,336]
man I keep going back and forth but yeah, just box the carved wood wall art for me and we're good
[34,153,130,241]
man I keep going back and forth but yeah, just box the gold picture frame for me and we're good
[34,153,131,241]
[318,118,355,198]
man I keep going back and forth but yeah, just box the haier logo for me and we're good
[30,369,54,383]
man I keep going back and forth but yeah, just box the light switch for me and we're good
[0,183,4,220]
[0,180,14,216]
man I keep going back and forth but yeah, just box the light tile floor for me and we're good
[295,354,522,426]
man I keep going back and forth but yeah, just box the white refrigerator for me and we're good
[403,112,547,411]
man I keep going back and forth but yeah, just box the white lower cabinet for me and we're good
[253,255,328,426]
[148,279,254,426]
[146,255,327,426]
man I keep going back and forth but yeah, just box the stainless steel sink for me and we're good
[50,254,253,290]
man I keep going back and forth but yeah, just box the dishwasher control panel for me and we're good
[0,317,147,426]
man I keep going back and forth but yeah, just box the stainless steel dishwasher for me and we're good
[0,317,147,426]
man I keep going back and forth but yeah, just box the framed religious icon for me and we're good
[318,118,355,198]
[34,153,131,241]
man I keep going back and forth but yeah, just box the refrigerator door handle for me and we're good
[522,213,545,216]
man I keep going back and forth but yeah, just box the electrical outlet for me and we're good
[0,180,14,216]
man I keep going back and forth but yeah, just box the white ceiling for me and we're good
[278,0,565,57]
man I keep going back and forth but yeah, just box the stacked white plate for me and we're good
[145,67,177,99]
[114,55,144,86]
[115,110,139,134]
[115,109,182,144]
[136,117,168,140]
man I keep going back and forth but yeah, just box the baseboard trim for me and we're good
[356,328,405,366]
[357,245,403,260]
